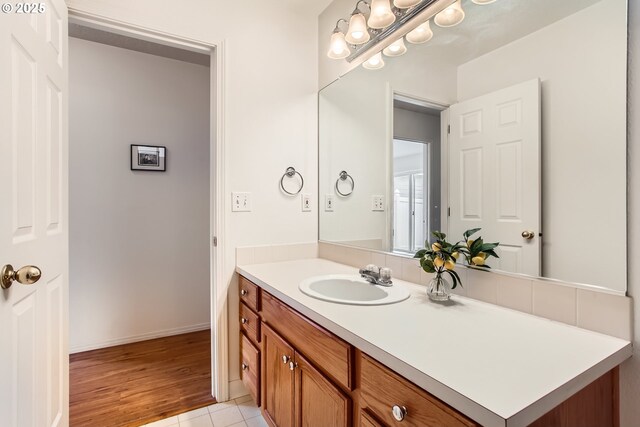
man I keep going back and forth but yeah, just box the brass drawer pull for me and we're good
[241,317,248,324]
[240,289,248,296]
[282,355,291,364]
[241,363,248,371]
[392,405,407,422]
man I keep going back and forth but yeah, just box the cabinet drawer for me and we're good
[239,276,260,312]
[360,410,386,427]
[240,333,260,406]
[360,354,478,427]
[261,291,353,391]
[240,302,260,346]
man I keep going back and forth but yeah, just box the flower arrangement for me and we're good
[414,228,500,300]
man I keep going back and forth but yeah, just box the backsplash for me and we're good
[235,241,632,341]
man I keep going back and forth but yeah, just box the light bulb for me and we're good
[327,31,350,60]
[471,0,497,3]
[383,38,407,57]
[406,20,433,44]
[394,0,421,8]
[434,0,465,27]
[368,0,396,29]
[363,52,385,70]
[346,12,370,45]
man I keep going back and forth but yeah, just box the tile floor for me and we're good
[143,395,267,427]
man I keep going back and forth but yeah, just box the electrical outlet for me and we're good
[301,194,312,212]
[232,192,252,212]
[372,195,384,211]
[325,195,334,212]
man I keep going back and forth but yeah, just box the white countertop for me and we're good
[236,258,632,427]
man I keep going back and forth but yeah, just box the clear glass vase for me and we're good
[427,273,452,301]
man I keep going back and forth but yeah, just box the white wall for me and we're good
[65,0,320,392]
[69,38,211,352]
[457,0,627,291]
[621,1,640,425]
[319,76,389,247]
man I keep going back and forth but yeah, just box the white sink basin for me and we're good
[299,274,411,306]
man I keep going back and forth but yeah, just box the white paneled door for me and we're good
[0,2,69,427]
[448,79,541,276]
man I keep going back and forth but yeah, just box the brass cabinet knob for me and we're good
[521,230,535,240]
[392,405,407,422]
[282,355,290,364]
[240,289,248,296]
[289,361,297,371]
[1,264,42,289]
[241,318,248,324]
[241,363,248,371]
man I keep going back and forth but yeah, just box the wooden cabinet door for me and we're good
[262,324,295,427]
[294,352,351,427]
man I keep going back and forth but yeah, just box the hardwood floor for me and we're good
[70,330,216,427]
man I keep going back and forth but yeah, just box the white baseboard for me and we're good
[70,323,211,354]
[229,379,248,401]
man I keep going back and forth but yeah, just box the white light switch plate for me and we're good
[372,195,384,211]
[232,192,251,212]
[301,194,312,212]
[325,195,334,212]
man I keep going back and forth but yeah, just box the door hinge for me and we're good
[447,124,451,134]
[448,207,451,217]
[212,236,218,247]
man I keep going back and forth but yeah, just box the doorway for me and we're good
[67,22,215,426]
[392,95,446,255]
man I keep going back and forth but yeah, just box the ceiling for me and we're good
[69,24,210,66]
[283,0,335,15]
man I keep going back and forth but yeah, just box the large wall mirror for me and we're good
[319,0,627,293]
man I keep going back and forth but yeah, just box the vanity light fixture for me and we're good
[346,1,371,45]
[363,52,385,69]
[394,0,422,8]
[471,0,497,3]
[434,0,465,27]
[406,19,433,43]
[368,0,396,29]
[383,37,407,57]
[327,19,351,59]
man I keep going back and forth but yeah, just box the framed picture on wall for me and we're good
[130,145,167,172]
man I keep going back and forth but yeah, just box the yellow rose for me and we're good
[444,260,455,270]
[431,243,442,252]
[472,256,485,266]
[479,252,488,259]
[451,252,459,260]
[434,257,445,268]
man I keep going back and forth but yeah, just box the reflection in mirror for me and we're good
[319,0,627,292]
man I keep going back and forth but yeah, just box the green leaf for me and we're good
[471,238,483,253]
[480,242,499,251]
[414,249,428,259]
[421,258,436,273]
[463,228,481,240]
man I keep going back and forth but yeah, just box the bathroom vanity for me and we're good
[236,258,631,427]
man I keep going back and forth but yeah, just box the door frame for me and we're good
[66,9,230,401]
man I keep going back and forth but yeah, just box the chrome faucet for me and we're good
[359,264,393,287]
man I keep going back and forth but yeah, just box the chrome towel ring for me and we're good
[280,167,304,195]
[335,171,354,196]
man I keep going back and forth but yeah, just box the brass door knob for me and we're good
[1,264,42,289]
[521,230,535,240]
